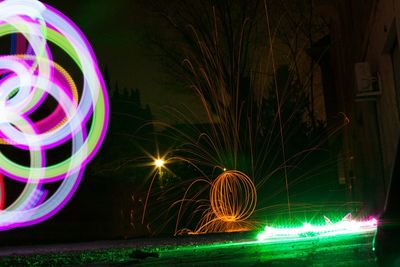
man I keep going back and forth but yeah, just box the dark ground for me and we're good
[0,230,377,266]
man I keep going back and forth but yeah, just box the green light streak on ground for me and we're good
[146,231,377,266]
[0,230,378,266]
[257,218,377,241]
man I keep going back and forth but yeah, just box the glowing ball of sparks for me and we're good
[210,170,257,222]
[154,158,165,168]
[0,0,109,230]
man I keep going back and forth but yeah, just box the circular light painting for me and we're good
[0,0,109,230]
[210,170,257,223]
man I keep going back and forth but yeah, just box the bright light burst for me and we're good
[257,214,377,241]
[0,0,109,230]
[154,158,165,168]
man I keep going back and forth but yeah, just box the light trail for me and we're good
[257,215,377,241]
[0,0,109,230]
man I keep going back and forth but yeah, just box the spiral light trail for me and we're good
[0,0,109,230]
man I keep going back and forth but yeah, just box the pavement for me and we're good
[0,230,378,266]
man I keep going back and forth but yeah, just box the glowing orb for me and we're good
[0,0,109,230]
[154,158,164,168]
[210,170,257,222]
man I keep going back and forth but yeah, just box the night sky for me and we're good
[43,0,205,124]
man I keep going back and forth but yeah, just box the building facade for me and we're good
[317,0,400,214]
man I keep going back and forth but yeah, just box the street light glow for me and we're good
[155,158,165,168]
